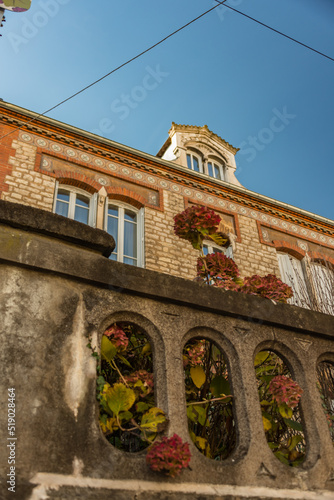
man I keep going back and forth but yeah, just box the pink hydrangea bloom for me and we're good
[174,205,221,249]
[104,324,129,351]
[123,370,154,395]
[184,340,206,367]
[146,434,191,477]
[269,375,303,409]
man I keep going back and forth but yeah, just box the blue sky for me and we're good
[1,0,333,219]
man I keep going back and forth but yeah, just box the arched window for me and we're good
[105,201,144,267]
[277,252,310,308]
[186,151,203,173]
[309,261,334,315]
[53,184,97,227]
[207,160,225,181]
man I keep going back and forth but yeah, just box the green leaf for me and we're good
[254,351,271,366]
[106,383,136,416]
[141,342,151,355]
[190,366,206,388]
[210,375,230,398]
[260,400,272,406]
[274,450,290,466]
[288,435,303,451]
[116,353,132,368]
[279,404,293,419]
[284,418,303,432]
[208,232,229,247]
[101,336,117,363]
[136,402,150,413]
[262,415,272,431]
[194,435,208,450]
[140,407,167,433]
[187,404,208,426]
[118,411,133,422]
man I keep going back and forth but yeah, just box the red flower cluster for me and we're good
[241,274,293,303]
[269,375,303,409]
[146,434,191,477]
[104,324,129,351]
[183,340,205,367]
[174,206,221,250]
[123,370,154,395]
[197,253,239,284]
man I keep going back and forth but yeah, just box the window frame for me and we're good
[203,239,233,258]
[186,151,203,173]
[277,252,311,308]
[53,182,97,227]
[104,200,145,268]
[206,159,225,181]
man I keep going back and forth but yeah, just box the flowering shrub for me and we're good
[104,324,129,351]
[184,338,235,460]
[269,375,303,408]
[146,434,191,477]
[197,253,240,283]
[97,323,167,452]
[241,275,293,303]
[255,351,305,466]
[174,205,222,250]
[183,339,206,367]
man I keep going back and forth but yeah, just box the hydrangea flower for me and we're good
[183,340,206,367]
[241,274,293,303]
[123,370,154,396]
[174,205,221,250]
[146,434,191,477]
[269,375,303,409]
[104,324,129,351]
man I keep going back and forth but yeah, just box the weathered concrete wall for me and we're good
[0,201,334,500]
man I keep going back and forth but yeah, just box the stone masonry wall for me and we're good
[1,139,55,211]
[145,190,198,279]
[234,214,281,278]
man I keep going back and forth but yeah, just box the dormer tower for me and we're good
[157,123,243,187]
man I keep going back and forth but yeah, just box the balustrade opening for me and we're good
[255,350,306,466]
[183,337,236,460]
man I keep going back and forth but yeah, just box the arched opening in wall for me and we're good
[317,360,334,443]
[254,350,306,466]
[97,322,166,452]
[183,337,236,460]
[309,260,334,315]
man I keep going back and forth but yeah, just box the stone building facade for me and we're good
[0,100,333,309]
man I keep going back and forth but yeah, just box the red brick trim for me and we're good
[257,220,334,252]
[308,251,334,268]
[272,239,306,260]
[184,197,242,243]
[54,170,102,194]
[105,186,146,210]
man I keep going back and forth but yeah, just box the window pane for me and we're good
[187,154,192,170]
[203,245,209,256]
[124,257,137,266]
[124,210,137,223]
[207,162,213,177]
[74,205,89,224]
[76,195,89,208]
[55,200,69,217]
[214,165,221,180]
[193,156,199,172]
[57,190,70,202]
[108,206,119,217]
[107,215,118,251]
[124,220,137,258]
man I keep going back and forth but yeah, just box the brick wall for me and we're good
[145,191,198,279]
[234,214,280,278]
[1,139,55,211]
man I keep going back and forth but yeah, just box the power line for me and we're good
[0,1,227,142]
[213,0,334,63]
